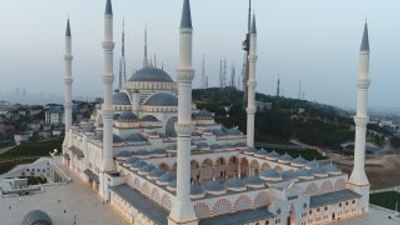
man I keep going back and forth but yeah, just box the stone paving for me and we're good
[331,205,400,225]
[0,176,129,225]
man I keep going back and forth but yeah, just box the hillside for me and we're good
[193,87,355,150]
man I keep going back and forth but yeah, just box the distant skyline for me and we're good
[0,0,399,109]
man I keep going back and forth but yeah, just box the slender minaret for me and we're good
[246,15,257,148]
[118,19,126,90]
[348,21,370,213]
[201,53,205,88]
[230,63,236,87]
[101,0,115,174]
[64,19,73,134]
[276,77,280,97]
[243,0,252,104]
[143,25,148,68]
[168,0,197,224]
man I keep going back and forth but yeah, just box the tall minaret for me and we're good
[168,0,197,224]
[348,21,370,213]
[143,25,148,68]
[118,19,126,90]
[64,19,73,134]
[101,0,115,175]
[246,15,258,148]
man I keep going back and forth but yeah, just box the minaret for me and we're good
[243,0,252,104]
[168,0,197,224]
[246,15,257,148]
[118,19,126,90]
[276,77,280,97]
[201,53,205,88]
[64,19,73,134]
[143,25,148,68]
[348,21,370,213]
[101,0,115,175]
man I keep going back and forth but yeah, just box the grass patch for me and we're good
[0,136,64,161]
[0,158,38,174]
[370,191,400,212]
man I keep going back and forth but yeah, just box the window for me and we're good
[265,220,270,225]
[324,206,328,211]
[339,203,342,207]
[309,210,312,215]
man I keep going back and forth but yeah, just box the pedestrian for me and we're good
[64,209,66,214]
[8,205,11,210]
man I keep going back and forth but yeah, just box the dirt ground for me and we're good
[329,153,400,190]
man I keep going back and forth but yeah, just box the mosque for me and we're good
[61,0,372,225]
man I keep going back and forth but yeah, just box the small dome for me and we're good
[307,160,321,168]
[244,176,264,188]
[130,161,147,170]
[157,172,176,185]
[141,115,159,122]
[147,168,166,179]
[139,164,156,175]
[167,179,177,191]
[279,153,294,162]
[255,149,270,157]
[193,109,213,120]
[129,67,174,83]
[191,185,206,199]
[291,156,308,165]
[113,92,131,105]
[281,171,298,181]
[22,210,53,225]
[266,150,280,159]
[260,170,281,179]
[324,164,341,174]
[145,93,178,106]
[118,111,137,122]
[125,133,147,142]
[296,169,314,180]
[205,181,226,195]
[123,157,139,166]
[113,114,120,120]
[81,125,96,133]
[94,132,123,143]
[115,150,132,160]
[225,177,246,192]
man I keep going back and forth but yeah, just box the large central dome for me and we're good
[129,67,174,83]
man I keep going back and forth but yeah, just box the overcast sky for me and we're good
[0,0,399,109]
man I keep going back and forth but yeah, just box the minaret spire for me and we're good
[118,19,126,90]
[348,20,371,213]
[246,13,258,148]
[168,0,197,224]
[144,25,148,68]
[276,75,280,97]
[101,0,115,199]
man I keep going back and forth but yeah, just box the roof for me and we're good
[310,189,362,208]
[105,0,113,15]
[22,210,53,225]
[118,111,137,121]
[66,19,71,37]
[83,169,99,183]
[145,93,178,106]
[113,92,131,105]
[199,207,275,225]
[180,0,192,29]
[360,22,369,51]
[110,184,169,225]
[129,67,173,83]
[69,146,84,158]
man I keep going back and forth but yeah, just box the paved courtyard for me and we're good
[331,205,400,225]
[0,177,129,225]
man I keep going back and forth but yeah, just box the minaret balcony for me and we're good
[175,123,194,136]
[102,41,115,50]
[357,79,370,89]
[354,116,369,126]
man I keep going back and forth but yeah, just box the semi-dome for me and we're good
[129,67,174,83]
[115,150,132,160]
[94,132,123,143]
[145,93,178,106]
[22,210,53,225]
[113,92,131,105]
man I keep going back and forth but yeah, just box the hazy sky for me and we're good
[0,0,399,109]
